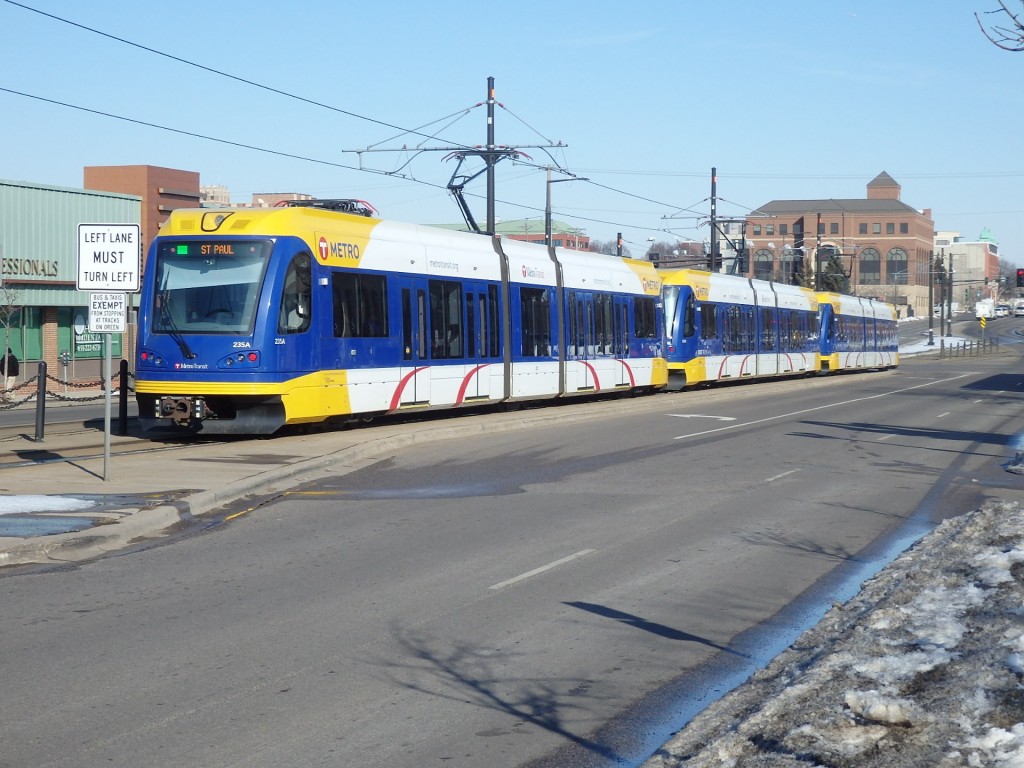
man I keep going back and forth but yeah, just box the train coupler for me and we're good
[157,396,207,425]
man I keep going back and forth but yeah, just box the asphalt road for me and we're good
[3,353,1023,768]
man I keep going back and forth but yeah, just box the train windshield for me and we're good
[662,285,695,340]
[151,240,271,335]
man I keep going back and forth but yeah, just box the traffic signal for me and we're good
[1016,268,1024,287]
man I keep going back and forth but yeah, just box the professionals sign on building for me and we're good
[77,223,141,292]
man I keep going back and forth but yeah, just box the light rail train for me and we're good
[134,202,898,435]
[135,202,665,434]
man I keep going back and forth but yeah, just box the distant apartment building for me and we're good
[934,229,1002,303]
[743,172,935,317]
[200,184,231,206]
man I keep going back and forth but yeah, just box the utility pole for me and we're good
[709,168,719,272]
[342,77,565,235]
[485,77,497,235]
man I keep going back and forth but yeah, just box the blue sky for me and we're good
[2,0,1022,263]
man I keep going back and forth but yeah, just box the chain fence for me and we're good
[0,367,136,412]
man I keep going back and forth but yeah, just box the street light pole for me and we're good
[545,168,588,247]
[946,249,954,338]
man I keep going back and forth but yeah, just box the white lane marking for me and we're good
[672,374,973,441]
[877,433,896,441]
[489,549,597,591]
[766,469,799,483]
[669,413,737,421]
[936,412,950,418]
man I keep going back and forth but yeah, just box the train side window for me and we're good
[520,286,551,357]
[401,288,413,360]
[277,252,312,335]
[699,302,717,340]
[567,291,579,356]
[417,289,428,358]
[467,293,478,358]
[761,308,775,350]
[634,296,657,339]
[683,295,695,338]
[487,285,501,357]
[331,273,388,338]
[595,293,613,355]
[429,280,463,359]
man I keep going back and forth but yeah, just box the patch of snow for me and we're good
[0,495,96,515]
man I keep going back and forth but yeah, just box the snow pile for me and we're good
[0,495,95,514]
[644,500,1024,768]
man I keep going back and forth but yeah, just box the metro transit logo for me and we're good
[521,264,546,279]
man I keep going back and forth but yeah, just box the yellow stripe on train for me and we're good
[135,370,356,424]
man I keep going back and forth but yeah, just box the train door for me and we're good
[398,283,430,406]
[462,281,494,401]
[566,291,596,391]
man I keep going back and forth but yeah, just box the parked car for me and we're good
[1015,302,1024,318]
[996,304,1011,317]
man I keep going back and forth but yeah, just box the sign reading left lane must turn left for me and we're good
[77,223,141,292]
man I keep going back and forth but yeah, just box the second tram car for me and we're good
[660,270,821,390]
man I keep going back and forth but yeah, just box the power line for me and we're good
[0,0,709,237]
[0,0,474,149]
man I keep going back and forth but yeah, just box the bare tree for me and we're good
[976,2,1024,50]
[0,284,20,355]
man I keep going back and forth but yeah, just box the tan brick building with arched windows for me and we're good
[744,172,934,318]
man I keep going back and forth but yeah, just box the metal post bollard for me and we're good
[34,361,47,442]
[117,359,129,436]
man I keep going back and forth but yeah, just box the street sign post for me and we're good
[77,224,141,481]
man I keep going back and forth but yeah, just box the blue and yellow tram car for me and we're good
[134,203,665,434]
[817,292,899,372]
[661,270,820,390]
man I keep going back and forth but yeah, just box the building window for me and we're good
[780,224,788,236]
[886,247,908,285]
[752,225,762,236]
[859,223,868,235]
[830,223,839,235]
[818,222,825,235]
[794,221,804,235]
[859,247,881,285]
[872,223,881,235]
[766,225,775,235]
[754,248,774,280]
[900,223,909,234]
[886,223,895,234]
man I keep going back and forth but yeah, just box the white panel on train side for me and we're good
[502,238,559,287]
[836,293,868,319]
[555,248,652,295]
[362,221,504,281]
[705,272,757,305]
[773,283,817,311]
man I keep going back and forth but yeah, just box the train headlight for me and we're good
[217,350,260,368]
[139,349,164,366]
